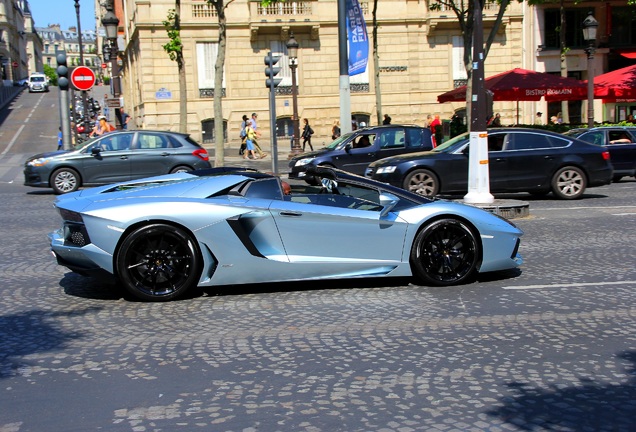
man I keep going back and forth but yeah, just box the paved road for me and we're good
[1,90,635,431]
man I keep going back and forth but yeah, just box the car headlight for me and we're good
[27,158,51,167]
[295,158,315,167]
[375,166,397,174]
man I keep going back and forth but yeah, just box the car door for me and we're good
[269,183,409,277]
[494,131,563,191]
[606,129,636,174]
[336,131,379,175]
[128,132,178,178]
[80,133,133,184]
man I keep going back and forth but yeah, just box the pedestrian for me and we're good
[351,116,358,131]
[89,115,115,137]
[425,114,432,128]
[57,127,63,150]
[535,112,543,125]
[627,114,634,123]
[556,112,563,124]
[490,113,502,127]
[301,118,314,151]
[119,107,131,129]
[243,121,258,160]
[383,114,391,125]
[249,113,267,159]
[331,120,341,140]
[239,114,248,156]
[429,114,442,146]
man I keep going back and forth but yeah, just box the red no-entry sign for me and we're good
[70,66,96,91]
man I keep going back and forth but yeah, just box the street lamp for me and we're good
[582,11,598,128]
[287,32,301,156]
[102,2,120,126]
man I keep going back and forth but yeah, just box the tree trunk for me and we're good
[372,0,382,125]
[212,1,227,167]
[175,0,187,133]
[559,0,570,124]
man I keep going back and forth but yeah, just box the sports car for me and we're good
[49,166,523,301]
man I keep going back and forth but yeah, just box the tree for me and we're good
[162,2,187,133]
[206,0,235,167]
[43,65,58,86]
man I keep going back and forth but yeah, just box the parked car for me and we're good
[563,126,636,181]
[48,166,523,301]
[288,124,435,183]
[366,128,613,200]
[27,73,49,93]
[24,130,211,194]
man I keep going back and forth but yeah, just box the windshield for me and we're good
[563,129,584,137]
[74,136,99,151]
[432,132,469,152]
[325,132,355,150]
[31,76,45,82]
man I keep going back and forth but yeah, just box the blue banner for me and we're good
[346,0,368,76]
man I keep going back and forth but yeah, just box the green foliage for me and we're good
[162,9,182,62]
[43,65,57,86]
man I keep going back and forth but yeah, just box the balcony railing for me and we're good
[192,1,218,18]
[257,1,313,15]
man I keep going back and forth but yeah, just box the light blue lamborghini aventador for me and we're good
[49,166,523,301]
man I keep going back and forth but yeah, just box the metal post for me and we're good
[267,52,279,175]
[74,0,89,133]
[337,0,352,135]
[110,40,121,127]
[290,59,301,155]
[585,45,595,128]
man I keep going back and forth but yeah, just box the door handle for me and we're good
[120,156,128,160]
[279,211,302,217]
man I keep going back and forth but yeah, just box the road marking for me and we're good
[502,281,636,290]
[1,125,25,155]
[534,205,636,211]
[611,213,636,216]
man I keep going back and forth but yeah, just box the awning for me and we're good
[615,49,636,59]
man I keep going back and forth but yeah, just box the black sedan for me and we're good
[289,124,434,182]
[366,128,613,199]
[564,126,636,181]
[24,130,212,194]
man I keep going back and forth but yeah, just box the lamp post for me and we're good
[74,0,89,137]
[287,32,301,156]
[582,11,598,128]
[101,2,120,126]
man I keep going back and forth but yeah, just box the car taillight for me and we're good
[602,150,610,160]
[193,148,209,161]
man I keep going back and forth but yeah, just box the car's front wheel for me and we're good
[51,168,80,194]
[551,166,586,199]
[170,165,193,174]
[404,169,439,196]
[116,224,202,301]
[410,218,479,286]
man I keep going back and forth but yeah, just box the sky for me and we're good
[28,0,96,31]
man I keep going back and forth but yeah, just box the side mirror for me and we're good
[91,147,102,155]
[344,143,352,153]
[379,192,399,217]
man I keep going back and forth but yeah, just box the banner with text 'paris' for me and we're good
[346,0,368,76]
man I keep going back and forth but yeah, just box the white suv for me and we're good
[28,73,49,93]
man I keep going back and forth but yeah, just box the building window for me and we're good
[544,8,589,49]
[452,36,467,85]
[197,42,225,98]
[610,7,636,47]
[201,118,227,144]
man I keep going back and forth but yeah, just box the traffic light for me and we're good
[264,52,282,89]
[56,53,68,91]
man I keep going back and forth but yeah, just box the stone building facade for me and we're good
[108,0,635,145]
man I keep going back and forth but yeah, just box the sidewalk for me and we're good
[205,142,294,177]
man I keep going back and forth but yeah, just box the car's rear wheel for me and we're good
[551,166,586,199]
[404,169,439,196]
[116,223,201,301]
[51,168,80,194]
[410,218,479,286]
[170,165,193,174]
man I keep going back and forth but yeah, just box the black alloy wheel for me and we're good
[116,224,201,301]
[404,169,440,197]
[410,218,479,286]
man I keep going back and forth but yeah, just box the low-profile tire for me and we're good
[51,168,80,194]
[116,223,201,301]
[404,169,440,197]
[170,165,193,174]
[551,166,586,199]
[410,218,479,286]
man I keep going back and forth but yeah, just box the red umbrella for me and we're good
[593,64,636,101]
[437,68,587,103]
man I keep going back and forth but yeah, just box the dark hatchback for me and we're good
[564,126,636,181]
[366,128,613,200]
[24,130,212,194]
[288,124,434,182]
